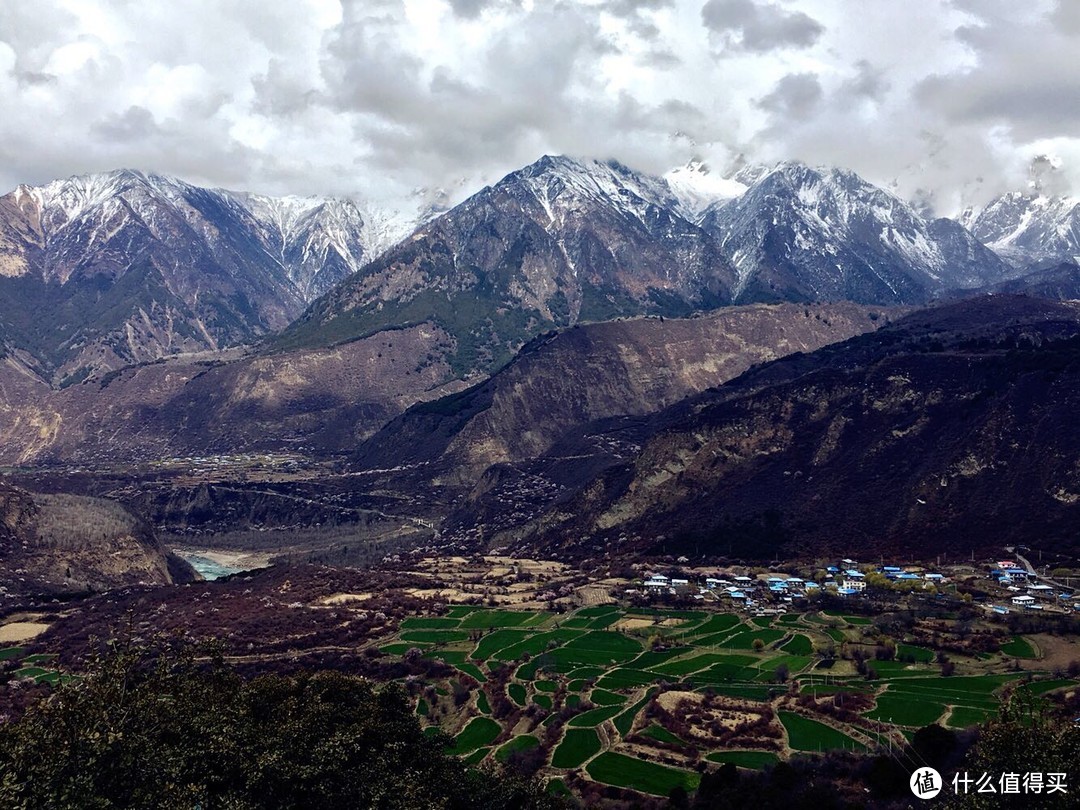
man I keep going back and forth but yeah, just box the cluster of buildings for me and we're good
[636,558,949,609]
[989,560,1079,614]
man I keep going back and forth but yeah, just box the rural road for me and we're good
[1006,547,1074,594]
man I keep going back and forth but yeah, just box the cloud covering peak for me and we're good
[0,0,1077,215]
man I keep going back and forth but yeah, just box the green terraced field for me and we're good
[683,614,741,637]
[1014,678,1079,699]
[595,668,660,690]
[495,735,540,762]
[588,688,627,706]
[865,693,945,727]
[492,629,585,662]
[706,750,780,769]
[472,630,530,660]
[459,611,547,629]
[895,643,935,663]
[651,653,735,677]
[400,617,461,629]
[551,728,601,769]
[719,628,786,650]
[779,711,866,753]
[946,706,994,728]
[614,690,655,736]
[508,683,527,706]
[999,636,1037,658]
[781,634,814,655]
[373,599,1066,804]
[568,705,622,727]
[448,717,501,755]
[642,724,691,746]
[586,752,700,796]
[400,630,469,644]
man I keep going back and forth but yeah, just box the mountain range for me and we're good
[433,295,1080,560]
[0,170,429,383]
[0,155,1078,476]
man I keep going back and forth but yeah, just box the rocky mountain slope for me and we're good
[354,302,896,486]
[0,483,196,596]
[702,163,1014,304]
[441,295,1080,560]
[961,192,1080,267]
[277,155,740,373]
[0,323,463,466]
[0,170,410,382]
[279,156,1011,379]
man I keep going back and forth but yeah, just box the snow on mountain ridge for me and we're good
[663,160,747,221]
[962,192,1080,266]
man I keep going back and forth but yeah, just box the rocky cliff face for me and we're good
[0,484,196,596]
[443,296,1080,560]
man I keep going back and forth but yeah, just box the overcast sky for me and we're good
[1,0,1077,214]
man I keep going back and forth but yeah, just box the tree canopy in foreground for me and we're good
[0,639,562,810]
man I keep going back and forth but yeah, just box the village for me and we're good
[628,555,1080,618]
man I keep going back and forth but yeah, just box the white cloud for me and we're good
[0,0,1076,213]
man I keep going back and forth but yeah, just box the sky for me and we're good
[0,0,1077,215]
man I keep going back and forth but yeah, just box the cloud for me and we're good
[0,0,1076,215]
[756,73,822,119]
[701,0,823,52]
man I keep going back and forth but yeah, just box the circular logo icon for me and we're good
[910,767,942,799]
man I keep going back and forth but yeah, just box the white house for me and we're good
[1011,595,1036,606]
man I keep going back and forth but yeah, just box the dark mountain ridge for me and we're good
[437,295,1080,561]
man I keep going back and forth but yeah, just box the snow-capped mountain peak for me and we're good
[663,159,747,221]
[962,192,1080,266]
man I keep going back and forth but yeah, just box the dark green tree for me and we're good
[0,637,562,810]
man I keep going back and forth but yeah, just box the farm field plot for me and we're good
[614,690,655,736]
[717,628,786,650]
[999,636,1037,658]
[682,614,741,637]
[551,728,601,769]
[642,724,690,746]
[568,705,622,727]
[705,750,780,769]
[946,706,994,728]
[588,688,627,706]
[400,617,461,630]
[781,634,814,655]
[865,693,946,727]
[586,752,701,796]
[651,653,737,677]
[400,630,469,644]
[594,668,658,690]
[495,735,539,762]
[448,717,501,755]
[779,711,866,753]
[493,629,585,662]
[459,610,548,629]
[1016,678,1078,697]
[366,584,1080,806]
